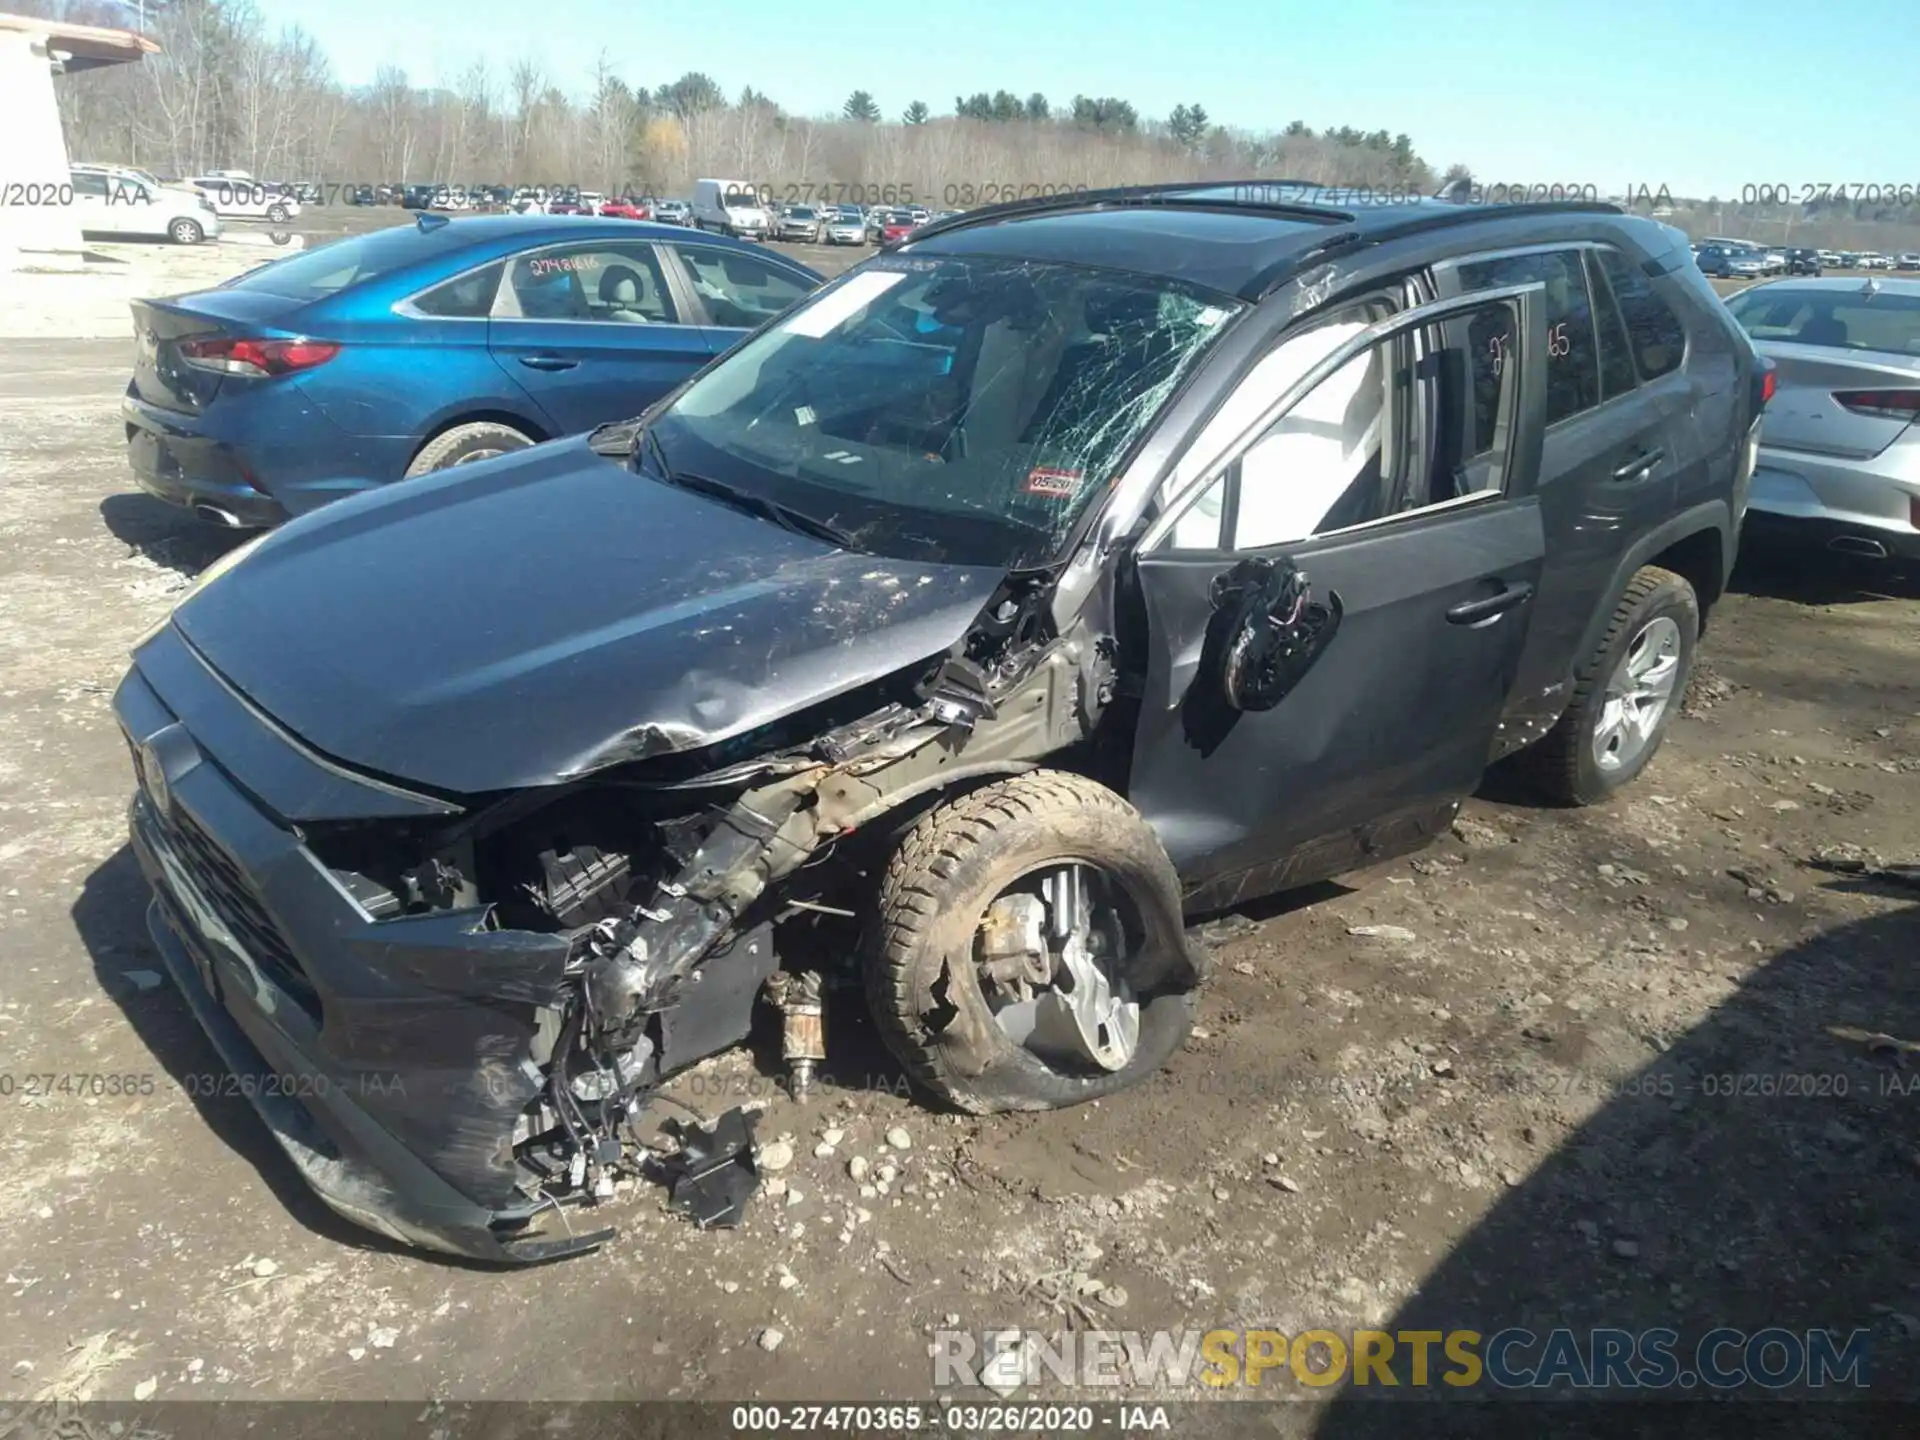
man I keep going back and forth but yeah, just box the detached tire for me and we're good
[1521,564,1699,805]
[867,771,1206,1114]
[405,421,534,477]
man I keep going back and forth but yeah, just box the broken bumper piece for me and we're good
[129,789,605,1266]
[650,1108,762,1228]
[142,891,607,1264]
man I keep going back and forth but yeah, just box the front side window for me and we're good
[1457,249,1600,443]
[1157,294,1523,554]
[649,255,1242,567]
[501,244,676,323]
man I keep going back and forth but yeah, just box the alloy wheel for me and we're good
[1592,616,1682,772]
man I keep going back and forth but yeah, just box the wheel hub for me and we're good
[974,863,1140,1073]
[1593,615,1682,773]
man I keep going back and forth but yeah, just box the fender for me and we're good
[1570,498,1734,674]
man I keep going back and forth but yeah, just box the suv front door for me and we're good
[1125,286,1549,911]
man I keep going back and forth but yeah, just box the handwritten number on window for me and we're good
[1489,321,1570,377]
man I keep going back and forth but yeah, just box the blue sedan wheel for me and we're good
[405,421,536,478]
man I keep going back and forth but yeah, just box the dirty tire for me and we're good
[866,770,1204,1113]
[169,217,204,245]
[1521,564,1699,806]
[404,421,535,478]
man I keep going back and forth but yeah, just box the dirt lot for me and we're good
[0,238,1915,1419]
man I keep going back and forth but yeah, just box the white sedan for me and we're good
[182,174,301,223]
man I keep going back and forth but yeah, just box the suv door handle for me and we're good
[1446,581,1534,626]
[518,354,578,372]
[1611,447,1666,481]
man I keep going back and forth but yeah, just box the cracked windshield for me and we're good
[652,257,1239,565]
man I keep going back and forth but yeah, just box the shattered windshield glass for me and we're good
[646,254,1243,567]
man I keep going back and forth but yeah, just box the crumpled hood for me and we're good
[171,438,1007,795]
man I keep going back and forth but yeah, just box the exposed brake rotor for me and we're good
[973,863,1140,1072]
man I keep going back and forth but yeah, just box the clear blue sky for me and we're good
[252,0,1910,199]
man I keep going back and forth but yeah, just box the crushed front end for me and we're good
[117,577,1103,1262]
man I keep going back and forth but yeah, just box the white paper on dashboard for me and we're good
[780,270,911,338]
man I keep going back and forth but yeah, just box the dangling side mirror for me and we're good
[1212,555,1343,713]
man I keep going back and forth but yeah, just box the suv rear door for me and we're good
[1433,245,1684,738]
[1125,285,1549,910]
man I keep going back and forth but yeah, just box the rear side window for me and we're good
[501,243,677,323]
[1597,249,1687,379]
[1724,288,1920,355]
[409,261,503,318]
[1456,249,1601,441]
[224,226,459,300]
[1586,251,1640,401]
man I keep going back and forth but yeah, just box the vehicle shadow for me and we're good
[99,491,248,578]
[70,845,493,1268]
[1310,899,1919,1435]
[1730,536,1920,605]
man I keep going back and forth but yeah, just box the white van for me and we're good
[691,179,771,240]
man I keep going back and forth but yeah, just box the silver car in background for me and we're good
[823,205,867,245]
[1725,276,1920,559]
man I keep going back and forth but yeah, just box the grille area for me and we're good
[132,739,321,1017]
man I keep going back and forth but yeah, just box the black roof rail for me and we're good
[1240,198,1628,300]
[901,179,1360,246]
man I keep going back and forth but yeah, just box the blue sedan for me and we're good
[122,214,823,526]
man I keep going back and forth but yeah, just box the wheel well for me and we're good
[1648,527,1724,625]
[410,410,548,465]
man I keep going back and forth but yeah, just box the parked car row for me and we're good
[681,182,961,247]
[1691,238,1920,279]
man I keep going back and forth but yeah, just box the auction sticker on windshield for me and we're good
[1024,467,1084,498]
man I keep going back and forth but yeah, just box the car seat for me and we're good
[516,266,587,319]
[1796,312,1849,347]
[598,265,656,323]
[1232,345,1386,549]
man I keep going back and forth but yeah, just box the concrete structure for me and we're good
[0,13,159,272]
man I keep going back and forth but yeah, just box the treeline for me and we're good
[29,0,1451,196]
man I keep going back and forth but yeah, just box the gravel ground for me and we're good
[0,242,1914,1420]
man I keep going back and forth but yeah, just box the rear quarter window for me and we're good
[409,261,505,317]
[1597,249,1687,379]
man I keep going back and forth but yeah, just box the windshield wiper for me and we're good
[638,430,859,550]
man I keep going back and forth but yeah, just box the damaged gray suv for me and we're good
[117,182,1770,1262]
